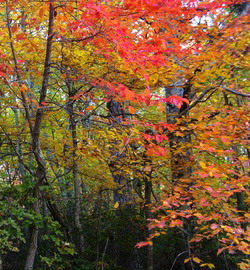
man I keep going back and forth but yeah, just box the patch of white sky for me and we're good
[132,0,226,40]
[182,0,229,27]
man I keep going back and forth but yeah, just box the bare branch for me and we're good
[57,31,101,43]
[221,86,250,98]
[178,87,215,117]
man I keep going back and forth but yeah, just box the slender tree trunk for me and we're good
[231,106,247,212]
[69,110,85,253]
[165,83,194,268]
[106,99,130,205]
[235,2,249,210]
[24,188,39,270]
[12,107,25,182]
[144,177,153,270]
[24,2,55,268]
[0,255,3,270]
[24,227,38,270]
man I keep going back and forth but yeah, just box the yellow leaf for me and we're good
[201,263,215,269]
[199,161,206,169]
[114,202,119,208]
[184,258,191,263]
[209,171,213,177]
[193,257,202,263]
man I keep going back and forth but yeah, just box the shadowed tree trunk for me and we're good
[227,2,249,212]
[0,256,3,270]
[165,83,193,183]
[106,99,130,205]
[165,83,194,270]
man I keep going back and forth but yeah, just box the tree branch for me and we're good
[32,1,55,169]
[221,86,250,98]
[58,31,101,43]
[178,87,215,117]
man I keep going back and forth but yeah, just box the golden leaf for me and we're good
[114,202,119,208]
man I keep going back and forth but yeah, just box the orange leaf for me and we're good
[39,7,45,18]
[169,219,183,227]
[20,84,28,92]
[135,241,152,248]
[16,33,26,41]
[217,247,227,256]
[128,106,136,114]
[86,106,94,111]
[124,88,135,100]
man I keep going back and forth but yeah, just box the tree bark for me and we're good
[0,255,3,270]
[12,107,25,183]
[24,188,39,270]
[165,84,193,183]
[144,177,153,270]
[69,106,85,253]
[24,2,55,268]
[107,99,130,205]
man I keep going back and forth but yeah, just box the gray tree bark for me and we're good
[68,100,85,254]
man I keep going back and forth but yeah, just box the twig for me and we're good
[170,250,189,270]
[101,237,109,264]
[57,31,100,43]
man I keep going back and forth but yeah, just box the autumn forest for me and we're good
[0,0,249,269]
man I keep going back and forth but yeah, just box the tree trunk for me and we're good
[24,227,38,270]
[144,177,153,270]
[24,186,39,270]
[165,84,193,183]
[24,2,55,268]
[69,110,85,253]
[0,255,3,270]
[12,107,25,183]
[107,99,130,205]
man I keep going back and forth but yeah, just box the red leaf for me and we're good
[16,33,26,41]
[166,96,189,108]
